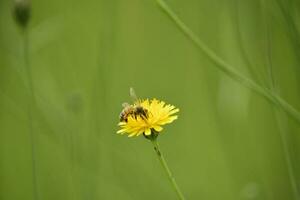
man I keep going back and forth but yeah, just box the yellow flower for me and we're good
[117,99,179,137]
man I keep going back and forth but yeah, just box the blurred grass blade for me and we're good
[156,0,300,124]
[261,0,299,198]
[234,0,264,86]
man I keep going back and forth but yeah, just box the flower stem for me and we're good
[151,139,186,200]
[23,28,39,200]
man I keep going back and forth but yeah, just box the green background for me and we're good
[1,0,300,199]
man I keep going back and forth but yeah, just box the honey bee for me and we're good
[119,88,148,122]
[119,102,148,122]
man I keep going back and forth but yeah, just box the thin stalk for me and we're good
[275,0,300,59]
[234,0,263,86]
[23,28,39,200]
[155,0,300,124]
[261,0,299,198]
[151,139,186,200]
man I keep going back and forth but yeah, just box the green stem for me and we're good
[155,0,300,124]
[234,0,264,86]
[261,1,299,198]
[151,139,186,200]
[23,28,39,200]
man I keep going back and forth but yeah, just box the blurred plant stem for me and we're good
[234,0,264,86]
[275,0,300,61]
[23,28,39,200]
[261,0,299,198]
[14,1,39,197]
[151,139,186,200]
[155,0,300,125]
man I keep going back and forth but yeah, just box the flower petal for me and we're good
[144,128,151,135]
[153,125,163,132]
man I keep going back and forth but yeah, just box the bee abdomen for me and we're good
[119,105,148,122]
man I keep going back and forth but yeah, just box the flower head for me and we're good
[13,0,31,28]
[117,98,179,137]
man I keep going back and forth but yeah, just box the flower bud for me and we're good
[13,0,31,28]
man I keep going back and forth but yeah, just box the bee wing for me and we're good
[130,87,139,103]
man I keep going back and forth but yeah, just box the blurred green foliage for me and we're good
[0,0,300,199]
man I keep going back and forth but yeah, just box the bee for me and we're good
[119,102,148,122]
[119,88,148,122]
